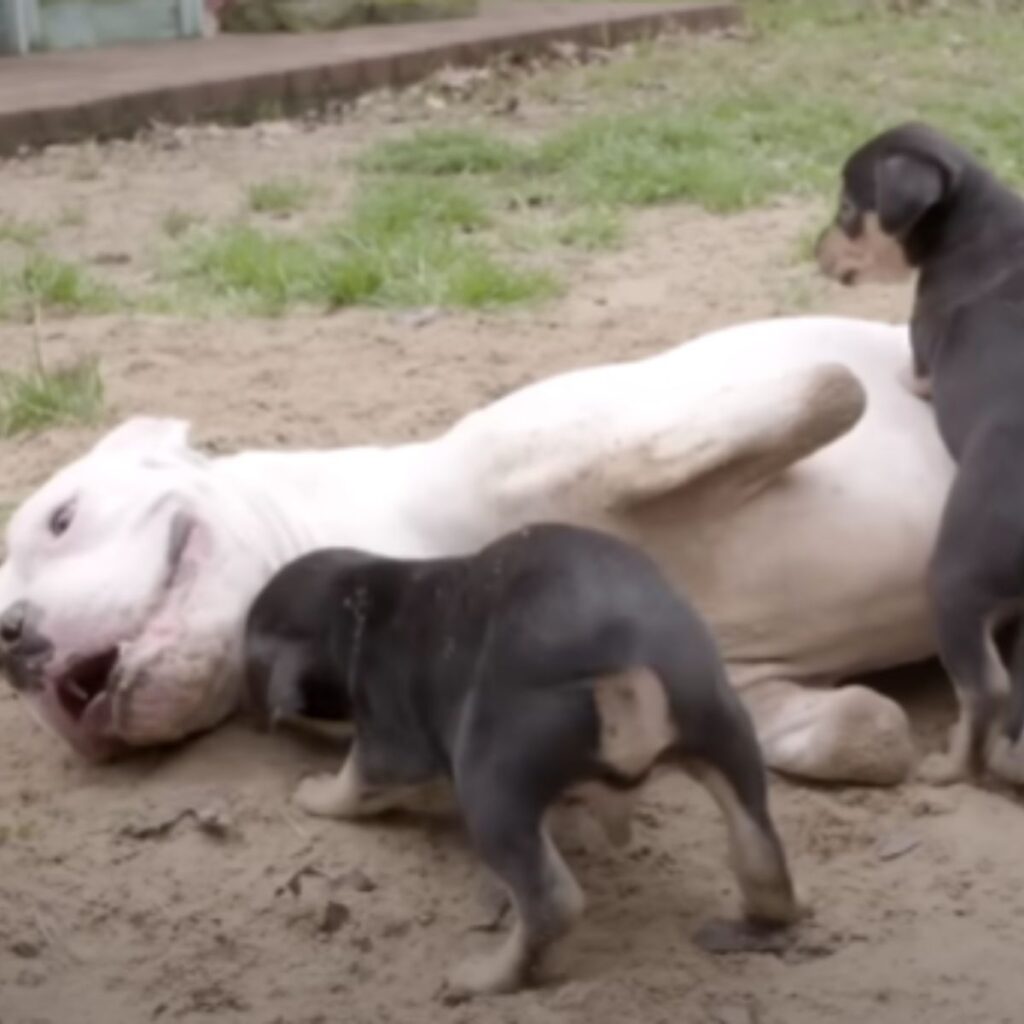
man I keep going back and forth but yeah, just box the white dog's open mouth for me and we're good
[19,647,128,760]
[54,648,120,723]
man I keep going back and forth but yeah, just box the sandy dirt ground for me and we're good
[3,64,1024,1024]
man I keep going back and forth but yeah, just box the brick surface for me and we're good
[0,2,740,153]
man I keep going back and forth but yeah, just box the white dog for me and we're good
[0,316,963,783]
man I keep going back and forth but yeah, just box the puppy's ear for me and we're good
[874,153,949,236]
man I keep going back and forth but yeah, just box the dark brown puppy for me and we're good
[244,523,799,996]
[817,122,1024,787]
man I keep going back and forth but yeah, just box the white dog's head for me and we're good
[0,418,267,760]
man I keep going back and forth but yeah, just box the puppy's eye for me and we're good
[48,501,75,537]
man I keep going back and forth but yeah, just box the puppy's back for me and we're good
[471,523,725,693]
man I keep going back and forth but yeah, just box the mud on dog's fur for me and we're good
[244,523,799,996]
[817,122,1024,787]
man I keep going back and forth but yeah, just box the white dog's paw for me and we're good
[292,773,348,818]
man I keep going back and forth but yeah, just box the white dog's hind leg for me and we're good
[740,678,915,786]
[450,360,867,526]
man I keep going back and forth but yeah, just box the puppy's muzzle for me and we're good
[814,225,858,286]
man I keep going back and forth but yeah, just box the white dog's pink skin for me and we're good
[0,317,960,782]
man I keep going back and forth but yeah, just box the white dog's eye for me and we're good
[48,501,75,537]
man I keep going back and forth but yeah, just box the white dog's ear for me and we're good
[92,417,193,457]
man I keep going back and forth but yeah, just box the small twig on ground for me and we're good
[32,904,86,964]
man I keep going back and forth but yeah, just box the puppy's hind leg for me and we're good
[920,601,1008,784]
[922,460,1017,785]
[668,676,799,930]
[985,620,1024,787]
[683,743,799,930]
[448,774,584,997]
[923,582,1008,785]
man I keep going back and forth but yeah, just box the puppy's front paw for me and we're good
[899,365,932,400]
[468,877,511,933]
[986,734,1024,786]
[444,951,524,999]
[693,917,791,956]
[293,773,347,818]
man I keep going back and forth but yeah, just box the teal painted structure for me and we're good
[1,0,203,54]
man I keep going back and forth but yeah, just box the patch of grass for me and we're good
[521,89,873,213]
[22,253,117,316]
[358,60,877,216]
[161,207,198,239]
[519,1,1024,212]
[0,216,46,248]
[246,177,318,216]
[554,207,624,250]
[359,128,526,176]
[174,225,559,314]
[173,224,327,316]
[140,1,1024,315]
[334,179,556,307]
[337,229,559,308]
[349,177,491,236]
[532,114,776,212]
[0,355,104,438]
[434,249,558,308]
[0,253,119,320]
[171,179,556,314]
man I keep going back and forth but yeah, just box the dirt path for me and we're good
[2,118,1023,1024]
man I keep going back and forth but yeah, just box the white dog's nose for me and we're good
[0,601,53,691]
[0,600,49,659]
[0,600,27,645]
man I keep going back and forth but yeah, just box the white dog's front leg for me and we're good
[740,678,916,786]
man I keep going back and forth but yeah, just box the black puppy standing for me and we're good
[244,523,799,996]
[817,122,1024,786]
